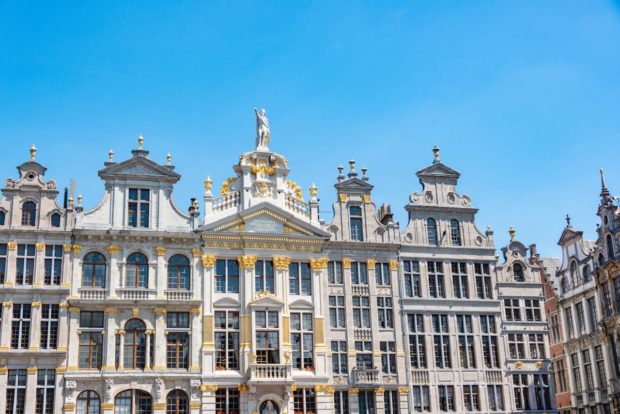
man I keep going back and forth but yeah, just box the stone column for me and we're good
[367,261,382,373]
[107,245,120,298]
[24,367,38,413]
[153,308,167,370]
[34,242,45,286]
[374,388,385,413]
[57,303,69,352]
[70,245,82,297]
[67,307,80,370]
[190,307,201,372]
[200,385,218,413]
[191,249,202,301]
[0,367,7,410]
[238,256,256,369]
[55,370,67,414]
[155,246,166,298]
[397,387,410,414]
[274,257,291,360]
[61,243,72,289]
[145,331,152,369]
[389,259,407,385]
[0,301,13,349]
[201,255,215,374]
[103,307,118,371]
[4,242,17,286]
[311,258,328,376]
[342,258,356,372]
[29,301,42,350]
[117,330,125,369]
[349,388,360,413]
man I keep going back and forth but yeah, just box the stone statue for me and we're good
[261,401,277,414]
[254,108,271,150]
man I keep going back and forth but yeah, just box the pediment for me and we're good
[558,227,582,245]
[289,298,314,310]
[99,156,180,183]
[248,292,284,308]
[212,297,241,308]
[335,177,374,192]
[416,162,461,179]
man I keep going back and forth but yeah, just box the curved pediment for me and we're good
[288,298,314,310]
[248,292,285,308]
[213,296,241,308]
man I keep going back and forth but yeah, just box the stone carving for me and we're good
[105,378,114,401]
[65,380,77,403]
[5,178,14,188]
[254,108,270,149]
[261,401,277,414]
[190,380,201,401]
[155,378,165,401]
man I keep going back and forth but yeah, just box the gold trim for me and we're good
[339,193,348,202]
[343,258,351,269]
[0,367,7,374]
[31,301,41,308]
[27,367,37,374]
[153,307,167,315]
[35,242,45,251]
[63,243,72,253]
[310,257,328,271]
[155,246,167,256]
[363,194,371,204]
[315,385,335,394]
[238,384,249,391]
[7,241,16,251]
[63,403,76,411]
[107,245,120,255]
[100,402,114,409]
[238,256,257,269]
[72,245,81,254]
[104,306,118,313]
[190,402,201,409]
[192,248,202,257]
[273,257,291,270]
[200,384,219,392]
[398,386,409,394]
[389,260,399,270]
[152,403,166,409]
[315,318,325,345]
[201,255,216,268]
[68,307,80,314]
[349,387,359,395]
[367,259,376,270]
[374,387,385,394]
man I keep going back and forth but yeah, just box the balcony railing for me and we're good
[411,369,429,384]
[352,368,380,385]
[116,288,156,300]
[353,329,372,341]
[352,285,370,296]
[165,290,194,301]
[485,370,503,383]
[79,288,106,300]
[248,363,291,382]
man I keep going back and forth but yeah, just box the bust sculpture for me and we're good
[254,108,271,150]
[262,401,277,414]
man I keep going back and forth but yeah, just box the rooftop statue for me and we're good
[254,107,270,150]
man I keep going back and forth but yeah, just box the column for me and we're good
[397,387,410,414]
[61,243,72,289]
[0,301,12,349]
[342,258,356,373]
[70,245,82,298]
[238,256,256,370]
[274,257,291,361]
[374,387,385,413]
[4,242,17,286]
[117,330,125,369]
[57,303,69,352]
[155,247,166,299]
[67,307,81,370]
[0,367,7,411]
[29,301,42,350]
[190,308,201,372]
[34,242,45,286]
[311,258,328,376]
[103,308,118,371]
[108,246,121,298]
[24,367,38,414]
[368,260,382,374]
[153,308,166,370]
[191,249,202,300]
[349,388,360,413]
[200,385,218,413]
[201,255,215,374]
[145,331,152,369]
[55,369,66,414]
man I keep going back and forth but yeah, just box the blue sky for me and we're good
[1,1,619,257]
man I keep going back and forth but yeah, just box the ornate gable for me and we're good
[99,155,180,183]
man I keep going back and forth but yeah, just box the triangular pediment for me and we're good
[416,162,461,179]
[248,292,284,308]
[335,177,374,193]
[99,156,180,183]
[557,226,582,245]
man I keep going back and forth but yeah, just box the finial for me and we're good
[309,183,317,198]
[432,145,440,164]
[166,153,172,165]
[138,134,144,150]
[30,144,37,161]
[68,196,74,209]
[600,168,611,201]
[508,226,516,241]
[108,149,114,162]
[348,159,358,178]
[565,214,571,227]
[337,165,345,182]
[77,194,83,208]
[361,166,369,181]
[204,176,213,192]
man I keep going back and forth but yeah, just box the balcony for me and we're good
[352,368,380,385]
[485,370,503,383]
[411,370,429,384]
[116,288,156,300]
[79,288,106,300]
[353,329,372,341]
[248,363,292,383]
[165,290,194,301]
[352,285,370,296]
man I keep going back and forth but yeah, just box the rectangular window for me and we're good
[16,244,35,285]
[6,369,27,414]
[167,312,190,369]
[128,188,150,228]
[381,341,397,374]
[474,262,492,299]
[487,385,505,411]
[35,368,55,414]
[384,389,399,414]
[255,260,274,293]
[428,261,445,298]
[408,314,426,369]
[412,386,430,412]
[349,207,364,241]
[457,315,475,369]
[377,297,393,329]
[289,262,311,295]
[331,341,348,374]
[352,296,370,328]
[432,314,451,368]
[40,304,59,349]
[403,260,421,298]
[358,391,376,414]
[533,374,551,410]
[214,310,239,370]
[44,245,62,285]
[215,388,240,414]
[11,304,31,349]
[587,297,598,333]
[355,341,373,369]
[614,277,620,314]
[595,345,607,389]
[329,296,346,328]
[463,385,480,412]
[79,311,104,369]
[524,299,541,321]
[334,390,349,414]
[549,315,561,344]
[438,385,455,412]
[375,262,391,286]
[255,310,279,364]
[508,333,525,359]
[571,353,583,393]
[451,262,469,299]
[214,259,239,293]
[554,360,567,392]
[504,299,521,321]
[351,261,368,285]
[583,350,595,391]
[575,301,586,335]
[291,312,313,370]
[0,243,7,284]
[513,374,530,411]
[293,388,316,414]
[328,261,343,284]
[528,333,545,359]
[565,307,575,339]
[602,281,613,317]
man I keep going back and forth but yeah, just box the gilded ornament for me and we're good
[374,387,385,394]
[35,242,45,251]
[273,257,291,270]
[349,387,359,395]
[367,259,376,270]
[342,258,352,269]
[515,361,524,369]
[31,301,41,308]
[398,386,409,394]
[238,256,257,269]
[72,245,81,254]
[238,384,249,392]
[68,307,80,314]
[63,243,72,253]
[535,361,544,369]
[389,260,399,270]
[250,160,275,176]
[107,245,120,255]
[201,255,216,268]
[26,367,37,374]
[220,177,237,196]
[286,180,303,200]
[338,193,348,202]
[153,307,167,315]
[132,308,139,318]
[309,183,317,198]
[7,242,16,251]
[192,248,202,257]
[2,301,12,308]
[363,194,371,204]
[155,246,167,256]
[314,385,335,394]
[290,384,297,392]
[310,257,328,271]
[191,307,201,315]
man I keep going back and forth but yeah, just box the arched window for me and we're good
[123,319,147,370]
[51,213,61,227]
[450,219,461,246]
[115,390,152,414]
[513,263,525,282]
[21,201,36,226]
[349,206,364,241]
[168,255,190,290]
[77,390,100,414]
[583,265,591,283]
[166,390,189,414]
[607,235,615,260]
[570,261,579,287]
[0,210,5,225]
[599,254,605,267]
[427,218,438,245]
[126,253,149,288]
[82,252,106,288]
[560,277,569,293]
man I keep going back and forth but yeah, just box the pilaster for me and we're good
[24,367,38,414]
[103,307,118,371]
[34,242,45,286]
[0,301,12,349]
[67,307,80,370]
[153,307,167,370]
[4,242,16,286]
[29,301,42,350]
[155,246,166,297]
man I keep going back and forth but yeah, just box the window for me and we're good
[215,389,239,414]
[16,244,35,285]
[36,369,55,414]
[377,297,393,328]
[50,213,61,227]
[334,390,349,414]
[384,389,399,414]
[328,261,343,284]
[508,334,525,359]
[375,262,391,286]
[126,253,148,288]
[427,218,438,245]
[533,374,551,410]
[451,262,469,298]
[122,319,147,369]
[450,219,461,246]
[21,201,36,226]
[570,261,579,286]
[331,341,348,374]
[128,188,150,228]
[433,314,451,368]
[595,345,607,389]
[381,341,397,374]
[560,277,569,293]
[487,385,504,411]
[554,360,567,393]
[574,301,586,334]
[607,234,615,259]
[255,310,279,363]
[167,312,190,369]
[77,391,100,414]
[6,369,26,414]
[0,243,7,284]
[167,255,190,290]
[82,252,106,288]
[602,282,613,317]
[438,385,455,412]
[513,263,525,282]
[428,261,445,298]
[215,259,239,293]
[114,390,152,414]
[412,386,430,412]
[614,277,620,314]
[349,206,364,241]
[289,262,311,295]
[513,374,530,411]
[463,385,480,412]
[408,314,427,369]
[329,296,346,328]
[599,253,606,267]
[11,304,31,349]
[587,297,598,333]
[549,315,561,344]
[565,307,575,339]
[504,299,521,321]
[166,390,188,414]
[40,304,59,349]
[214,310,239,370]
[291,312,313,370]
[571,353,583,393]
[528,334,545,359]
[79,311,104,369]
[480,315,499,368]
[352,296,370,328]
[293,388,316,414]
[583,264,591,282]
[355,341,373,369]
[583,350,595,391]
[358,391,375,414]
[0,210,5,225]
[255,260,274,293]
[524,299,541,322]
[457,315,475,368]
[474,262,492,299]
[404,260,421,297]
[44,245,62,285]
[351,261,368,285]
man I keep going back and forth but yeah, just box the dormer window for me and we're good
[128,189,150,228]
[427,218,438,245]
[50,213,61,228]
[349,206,363,241]
[513,263,525,282]
[450,219,461,246]
[21,201,36,226]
